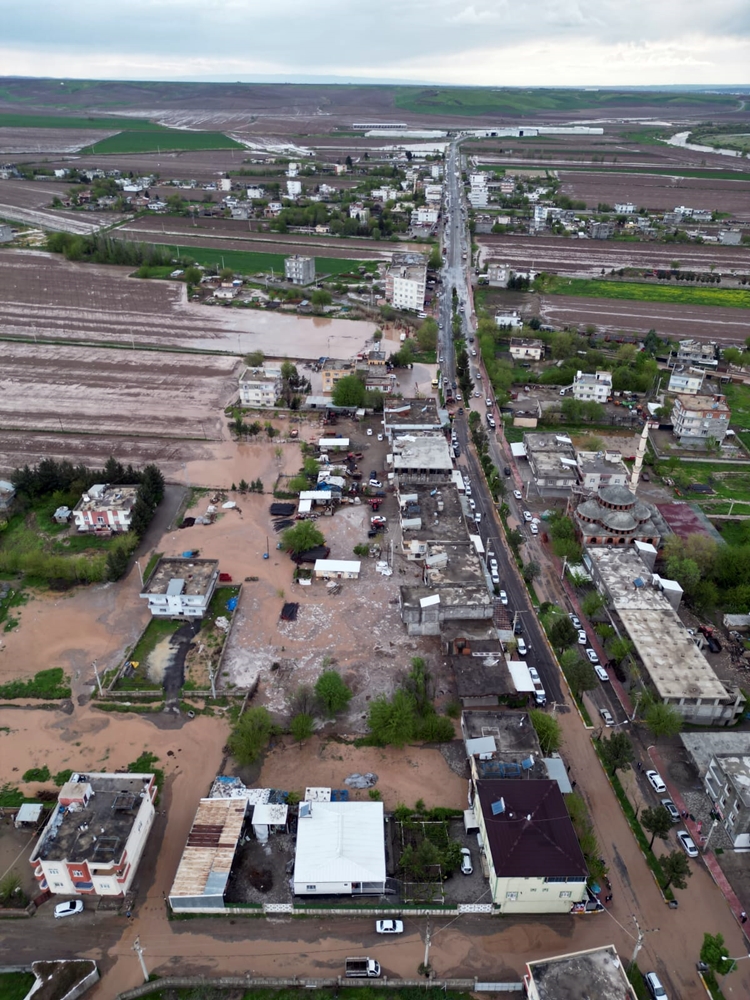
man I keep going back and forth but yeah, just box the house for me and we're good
[487,263,510,286]
[30,771,156,897]
[371,186,399,202]
[286,179,302,199]
[313,559,361,580]
[668,369,705,395]
[245,185,264,199]
[383,398,444,436]
[704,753,750,850]
[348,202,370,223]
[576,451,628,491]
[238,365,282,407]
[573,484,665,547]
[292,801,386,895]
[321,358,357,394]
[72,484,138,534]
[588,220,614,240]
[614,203,636,214]
[424,184,443,204]
[523,433,579,496]
[719,229,742,245]
[676,339,717,369]
[470,779,588,913]
[0,223,13,243]
[140,557,220,619]
[447,631,516,707]
[214,284,238,300]
[264,202,283,217]
[284,255,315,286]
[461,710,544,780]
[385,252,427,312]
[572,370,612,403]
[509,338,544,362]
[494,310,523,330]
[411,206,439,227]
[525,946,637,1000]
[671,393,730,447]
[169,798,248,911]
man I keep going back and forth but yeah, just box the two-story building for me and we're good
[676,339,717,370]
[668,369,705,395]
[73,484,138,534]
[321,358,358,395]
[140,557,220,619]
[572,370,612,403]
[576,451,628,490]
[238,365,282,407]
[509,338,544,362]
[671,393,731,447]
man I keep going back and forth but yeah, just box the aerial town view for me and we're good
[1,9,750,1000]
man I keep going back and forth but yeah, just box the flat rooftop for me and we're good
[384,398,442,429]
[452,653,515,700]
[527,945,636,1000]
[424,543,487,588]
[681,732,750,775]
[74,484,138,513]
[462,709,541,757]
[143,557,219,596]
[576,451,628,475]
[675,392,729,412]
[524,432,575,455]
[399,485,468,544]
[31,773,153,865]
[322,358,355,372]
[401,584,493,612]
[392,434,453,473]
[170,798,247,900]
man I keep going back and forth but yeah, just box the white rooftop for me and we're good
[293,801,385,885]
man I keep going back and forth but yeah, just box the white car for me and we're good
[600,708,615,727]
[523,510,532,522]
[646,770,667,794]
[468,498,476,511]
[465,484,472,496]
[455,393,462,401]
[577,630,588,645]
[474,390,481,397]
[677,830,698,858]
[491,570,500,585]
[471,349,477,356]
[474,512,482,523]
[569,613,581,629]
[377,433,383,441]
[594,664,609,682]
[661,798,680,822]
[645,972,668,1000]
[489,558,498,573]
[499,590,508,605]
[585,648,599,665]
[366,428,373,436]
[485,398,493,407]
[369,479,382,488]
[513,490,522,501]
[460,847,473,875]
[376,919,404,934]
[54,900,84,919]
[529,523,538,535]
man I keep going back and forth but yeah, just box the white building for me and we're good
[424,184,443,204]
[572,370,612,403]
[286,179,302,199]
[239,365,283,406]
[468,188,488,208]
[140,557,220,619]
[509,338,544,361]
[385,252,427,312]
[293,801,386,895]
[668,369,705,396]
[614,202,636,214]
[349,202,370,223]
[313,559,361,580]
[30,772,156,897]
[372,185,399,202]
[284,255,316,286]
[411,205,439,226]
[72,484,138,534]
[719,229,742,246]
[245,185,264,199]
[220,178,232,192]
[495,310,523,330]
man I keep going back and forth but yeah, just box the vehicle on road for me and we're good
[529,665,546,705]
[594,664,609,682]
[474,512,482,523]
[646,770,667,794]
[369,480,382,488]
[661,798,680,822]
[54,900,84,919]
[485,398,493,407]
[585,648,600,665]
[471,349,477,356]
[460,847,473,874]
[677,830,698,857]
[530,523,538,535]
[600,708,615,727]
[645,971,668,1000]
[376,919,403,934]
[491,569,500,584]
[517,637,527,656]
[513,490,522,501]
[468,499,476,511]
[569,613,581,629]
[499,590,508,605]
[346,958,381,978]
[474,390,481,397]
[523,510,532,522]
[455,393,462,401]
[578,630,588,645]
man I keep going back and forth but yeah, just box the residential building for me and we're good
[140,557,220,619]
[704,753,750,850]
[576,451,628,491]
[447,630,516,706]
[676,339,717,369]
[509,338,544,362]
[0,223,13,242]
[321,358,357,394]
[264,201,283,217]
[292,801,386,896]
[348,202,370,223]
[461,709,546,780]
[30,772,156,897]
[424,184,443,204]
[384,252,428,312]
[284,255,316,286]
[470,779,588,913]
[214,284,238,300]
[572,370,612,403]
[499,178,515,195]
[494,310,523,330]
[431,164,443,179]
[383,398,444,436]
[573,484,665,547]
[523,433,579,496]
[468,188,489,208]
[72,484,138,534]
[487,263,510,286]
[313,559,361,580]
[719,229,742,246]
[371,185,399,202]
[286,179,302,199]
[614,203,636,214]
[367,349,386,366]
[532,205,548,229]
[668,369,705,395]
[671,393,730,447]
[238,365,282,407]
[411,206,439,226]
[588,220,614,239]
[525,946,637,1000]
[390,434,453,481]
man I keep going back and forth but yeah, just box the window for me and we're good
[53,881,64,888]
[48,867,59,874]
[546,876,566,883]
[72,870,84,878]
[559,891,572,898]
[306,885,317,891]
[505,892,518,901]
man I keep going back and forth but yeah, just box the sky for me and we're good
[1,0,749,87]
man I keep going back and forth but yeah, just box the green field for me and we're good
[524,163,750,181]
[0,112,167,130]
[81,130,243,154]
[698,132,750,152]
[149,243,378,277]
[540,276,750,310]
[394,87,739,117]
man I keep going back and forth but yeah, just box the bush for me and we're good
[228,707,273,765]
[22,766,50,783]
[315,670,352,717]
[54,769,74,786]
[290,713,314,742]
[0,669,71,700]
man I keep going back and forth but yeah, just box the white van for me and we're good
[517,637,527,656]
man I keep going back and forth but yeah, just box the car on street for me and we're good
[585,648,600,665]
[376,919,404,934]
[578,630,588,645]
[677,830,698,857]
[645,972,668,1000]
[516,637,527,656]
[54,900,84,919]
[661,798,680,822]
[529,523,538,535]
[471,349,477,356]
[523,510,532,521]
[366,428,373,436]
[465,484,472,496]
[460,847,473,875]
[491,569,500,585]
[369,480,382,488]
[569,613,582,629]
[513,490,522,501]
[439,356,444,363]
[474,390,481,397]
[499,590,508,605]
[594,665,609,682]
[485,398,493,407]
[646,770,667,794]
[474,512,482,523]
[468,499,476,511]
[600,708,615,727]
[377,433,383,441]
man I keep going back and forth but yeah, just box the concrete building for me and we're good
[348,202,370,223]
[0,223,13,242]
[385,252,428,312]
[668,369,705,395]
[383,398,444,436]
[614,203,636,214]
[572,370,612,403]
[494,310,523,330]
[411,205,439,226]
[284,255,316,286]
[447,630,516,707]
[487,263,510,286]
[676,339,717,369]
[424,184,443,204]
[313,559,361,580]
[292,801,385,896]
[576,451,629,491]
[471,779,588,913]
[238,365,282,407]
[321,358,357,394]
[588,220,614,239]
[509,338,544,362]
[584,545,744,726]
[30,772,156,897]
[719,229,742,245]
[525,946,637,1000]
[523,433,579,496]
[461,709,546,781]
[704,753,750,850]
[286,179,302,199]
[390,434,453,481]
[140,557,220,619]
[574,484,665,547]
[72,484,138,534]
[671,393,730,447]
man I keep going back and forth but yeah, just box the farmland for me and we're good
[122,242,377,276]
[0,179,124,233]
[80,129,243,155]
[539,276,750,310]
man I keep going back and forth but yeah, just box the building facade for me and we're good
[704,754,750,850]
[494,310,523,329]
[385,253,428,312]
[509,338,544,361]
[572,370,612,403]
[671,393,730,446]
[239,366,282,407]
[140,557,220,618]
[284,255,315,286]
[668,370,705,395]
[72,484,138,534]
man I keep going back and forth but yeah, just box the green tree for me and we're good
[290,713,315,742]
[403,657,432,717]
[331,374,366,407]
[607,636,633,665]
[550,616,578,651]
[367,689,417,747]
[565,657,599,699]
[227,707,273,765]
[106,542,131,581]
[700,932,737,977]
[428,245,442,270]
[184,265,201,285]
[281,520,325,554]
[644,702,684,740]
[372,329,383,342]
[314,669,352,717]
[523,560,540,583]
[659,849,692,891]
[245,349,265,367]
[642,805,674,849]
[600,731,634,776]
[723,347,743,367]
[311,289,332,308]
[416,318,438,352]
[530,709,562,754]
[666,556,701,596]
[129,494,155,537]
[581,590,606,619]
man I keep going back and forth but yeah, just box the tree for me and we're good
[550,615,578,651]
[184,265,201,285]
[332,374,366,407]
[315,670,352,717]
[368,689,417,747]
[530,709,561,754]
[416,317,438,352]
[565,657,599,699]
[659,849,692,891]
[372,329,383,342]
[723,347,743,367]
[700,932,737,977]
[227,707,273,765]
[129,494,155,537]
[523,560,540,583]
[403,657,432,717]
[281,520,325,554]
[600,731,634,776]
[642,805,674,849]
[607,636,633,665]
[311,289,332,308]
[428,245,442,270]
[581,590,606,619]
[644,702,684,740]
[106,542,131,581]
[289,684,318,718]
[245,349,265,367]
[290,713,314,742]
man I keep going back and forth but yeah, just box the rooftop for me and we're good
[384,398,442,429]
[399,485,469,544]
[322,358,356,373]
[655,502,725,545]
[169,798,247,900]
[462,709,541,758]
[74,484,138,513]
[712,756,750,807]
[576,451,628,475]
[523,432,575,456]
[475,779,588,879]
[452,652,515,701]
[31,773,154,865]
[392,434,453,474]
[681,732,750,776]
[526,945,636,1000]
[674,392,729,413]
[401,584,494,611]
[142,557,219,597]
[293,801,385,886]
[239,366,280,384]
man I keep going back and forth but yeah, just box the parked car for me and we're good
[499,590,508,605]
[645,972,668,1000]
[376,919,404,934]
[577,630,588,645]
[491,570,500,585]
[594,665,609,682]
[516,637,527,656]
[369,480,382,488]
[523,510,532,522]
[585,648,599,665]
[54,900,84,919]
[468,499,476,511]
[485,398,493,407]
[569,613,582,629]
[460,847,473,875]
[677,830,698,858]
[377,433,383,441]
[600,708,615,727]
[646,770,667,794]
[513,490,522,501]
[489,558,498,573]
[530,523,538,535]
[661,798,680,822]
[366,428,373,436]
[474,512,482,523]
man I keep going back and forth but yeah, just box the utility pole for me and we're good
[132,937,149,983]
[92,660,103,697]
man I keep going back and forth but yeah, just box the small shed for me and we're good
[251,802,288,844]
[15,803,44,829]
[53,506,71,524]
[314,559,361,580]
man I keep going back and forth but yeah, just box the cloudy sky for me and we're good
[2,0,749,87]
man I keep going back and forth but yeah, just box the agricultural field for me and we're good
[125,242,377,276]
[695,133,750,153]
[0,179,123,233]
[540,276,750,310]
[80,129,243,155]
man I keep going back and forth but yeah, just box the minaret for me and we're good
[630,421,650,493]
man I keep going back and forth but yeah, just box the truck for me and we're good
[346,958,381,978]
[528,666,547,707]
